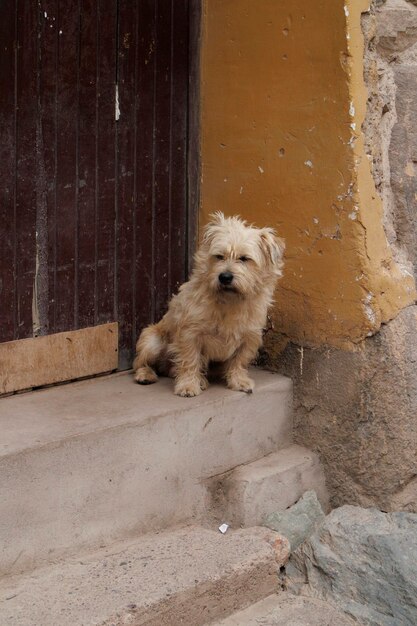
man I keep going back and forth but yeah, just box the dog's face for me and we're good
[194,212,285,299]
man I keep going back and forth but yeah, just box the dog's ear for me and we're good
[208,211,225,225]
[202,212,225,246]
[259,228,285,272]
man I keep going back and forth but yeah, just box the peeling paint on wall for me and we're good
[199,0,416,348]
[115,83,120,121]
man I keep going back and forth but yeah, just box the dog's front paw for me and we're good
[227,372,255,394]
[134,366,158,385]
[175,378,202,397]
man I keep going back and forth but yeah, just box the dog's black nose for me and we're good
[219,272,234,285]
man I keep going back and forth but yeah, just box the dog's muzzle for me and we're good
[218,272,234,286]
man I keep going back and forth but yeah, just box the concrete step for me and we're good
[212,592,356,625]
[208,445,329,528]
[0,369,292,577]
[0,525,290,626]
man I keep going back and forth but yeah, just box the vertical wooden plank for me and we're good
[43,2,58,335]
[77,0,98,329]
[170,0,189,292]
[187,0,201,273]
[117,0,138,367]
[96,0,117,325]
[54,0,80,333]
[135,0,156,331]
[15,0,38,339]
[0,0,17,342]
[37,0,59,338]
[153,0,172,320]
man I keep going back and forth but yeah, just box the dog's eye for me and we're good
[239,256,250,262]
[214,254,224,260]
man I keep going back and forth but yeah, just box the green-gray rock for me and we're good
[263,490,325,550]
[291,505,417,626]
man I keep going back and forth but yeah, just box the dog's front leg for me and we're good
[172,338,207,398]
[225,332,262,393]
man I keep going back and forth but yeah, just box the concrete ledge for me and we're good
[214,592,356,625]
[0,369,292,576]
[0,525,287,626]
[209,445,328,527]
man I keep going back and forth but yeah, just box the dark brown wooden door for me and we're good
[0,0,199,368]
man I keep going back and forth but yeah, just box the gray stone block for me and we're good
[292,505,417,626]
[264,490,325,550]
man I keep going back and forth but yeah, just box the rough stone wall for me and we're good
[362,0,417,275]
[261,305,417,511]
[264,0,417,512]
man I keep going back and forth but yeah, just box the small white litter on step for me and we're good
[218,523,229,534]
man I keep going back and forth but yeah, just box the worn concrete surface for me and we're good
[266,305,417,512]
[0,369,292,577]
[0,525,287,626]
[208,445,328,528]
[213,592,356,626]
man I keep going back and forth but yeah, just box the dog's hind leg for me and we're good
[133,324,164,384]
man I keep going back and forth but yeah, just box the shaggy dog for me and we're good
[133,212,285,397]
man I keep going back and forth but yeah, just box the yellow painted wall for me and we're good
[199,0,415,348]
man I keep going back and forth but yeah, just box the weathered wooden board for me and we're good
[0,323,118,395]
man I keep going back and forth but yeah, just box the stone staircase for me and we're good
[0,369,328,625]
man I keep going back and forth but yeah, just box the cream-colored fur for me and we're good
[133,212,285,397]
